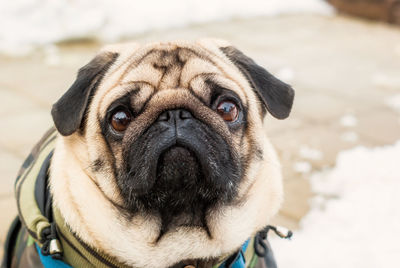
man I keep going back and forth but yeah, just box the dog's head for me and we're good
[50,39,294,267]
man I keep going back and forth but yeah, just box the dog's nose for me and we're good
[157,109,193,122]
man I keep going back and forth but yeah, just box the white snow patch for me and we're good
[276,67,295,83]
[272,141,400,268]
[340,114,358,127]
[385,94,400,113]
[372,73,400,89]
[395,45,400,57]
[341,131,359,143]
[43,45,61,66]
[299,145,323,160]
[293,161,312,174]
[0,0,334,55]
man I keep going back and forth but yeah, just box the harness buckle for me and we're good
[49,239,62,255]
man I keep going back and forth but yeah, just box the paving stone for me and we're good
[0,62,75,107]
[0,88,41,116]
[292,90,368,123]
[264,97,306,135]
[280,176,312,224]
[0,196,18,259]
[354,108,400,144]
[0,109,52,158]
[270,122,377,172]
[0,150,22,197]
[0,45,99,108]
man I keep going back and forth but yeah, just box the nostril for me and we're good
[157,109,192,122]
[179,110,192,120]
[157,111,170,121]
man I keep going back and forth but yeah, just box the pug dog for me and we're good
[21,39,294,268]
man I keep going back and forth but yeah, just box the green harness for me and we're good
[2,128,289,268]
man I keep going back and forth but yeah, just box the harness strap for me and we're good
[254,225,293,268]
[15,128,57,243]
[1,217,22,268]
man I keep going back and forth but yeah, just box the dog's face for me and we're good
[50,39,294,267]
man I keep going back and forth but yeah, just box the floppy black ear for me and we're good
[51,52,119,136]
[220,46,294,119]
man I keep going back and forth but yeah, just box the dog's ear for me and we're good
[51,52,119,136]
[220,46,294,119]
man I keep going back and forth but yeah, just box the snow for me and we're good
[276,67,295,83]
[395,45,400,56]
[293,161,312,174]
[339,115,359,142]
[0,0,333,55]
[299,145,323,160]
[372,73,400,89]
[43,45,61,66]
[385,94,400,113]
[340,114,358,127]
[272,141,400,267]
[341,131,359,143]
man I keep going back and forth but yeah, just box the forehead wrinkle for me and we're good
[115,46,212,95]
[97,84,132,117]
[119,44,246,94]
[206,75,248,109]
[106,51,139,78]
[120,80,155,87]
[182,44,251,109]
[178,46,250,106]
[97,83,121,117]
[196,43,252,107]
[188,77,210,103]
[95,50,160,118]
[130,84,154,113]
[98,81,155,118]
[187,73,216,104]
[109,42,251,103]
[119,48,160,80]
[97,42,252,121]
[114,48,179,91]
[102,48,161,102]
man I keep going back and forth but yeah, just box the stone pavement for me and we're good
[1,14,400,258]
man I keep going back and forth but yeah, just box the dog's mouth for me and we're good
[156,145,203,188]
[151,145,212,235]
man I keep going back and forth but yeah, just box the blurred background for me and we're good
[1,0,400,267]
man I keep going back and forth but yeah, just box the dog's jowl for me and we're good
[4,39,294,268]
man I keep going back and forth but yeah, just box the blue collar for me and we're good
[219,239,250,268]
[36,244,72,268]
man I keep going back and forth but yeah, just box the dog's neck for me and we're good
[52,205,226,268]
[49,135,282,267]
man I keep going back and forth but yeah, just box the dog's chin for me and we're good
[156,145,202,190]
[141,145,218,236]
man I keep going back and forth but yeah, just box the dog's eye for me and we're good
[110,110,131,132]
[216,101,239,122]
